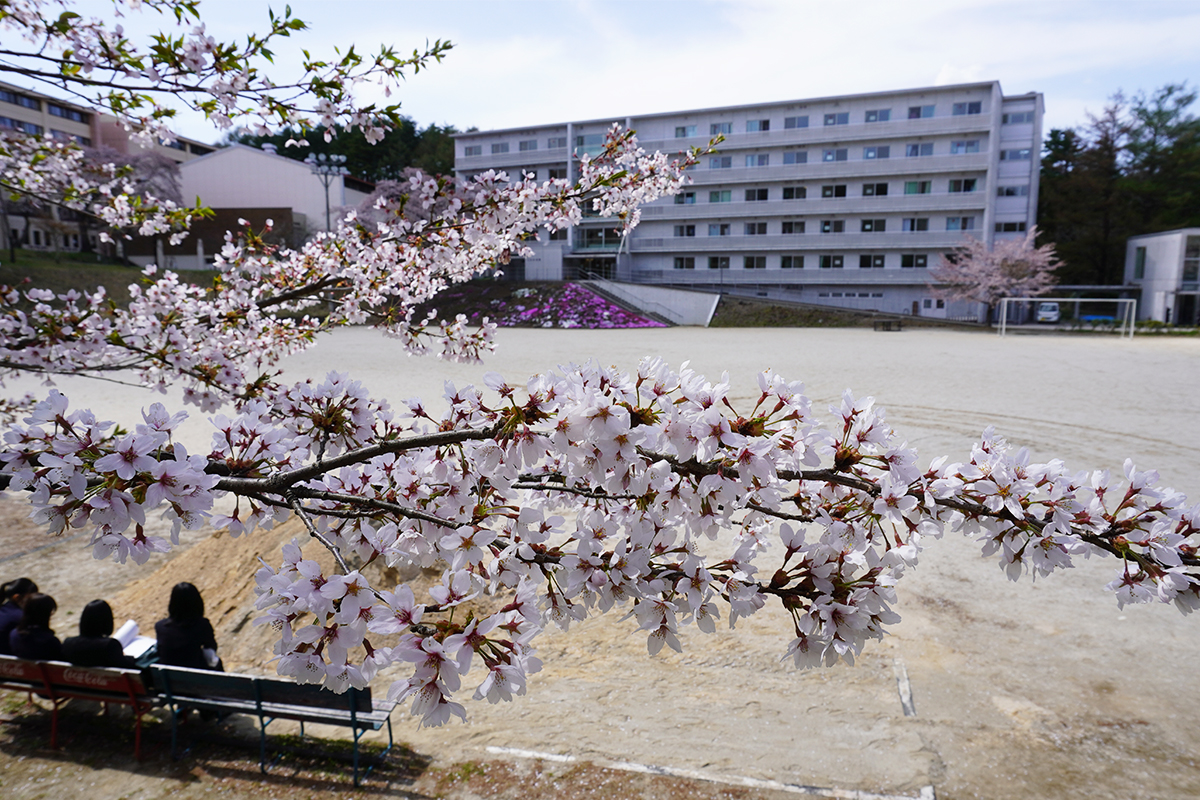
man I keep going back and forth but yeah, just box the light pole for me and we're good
[304,153,349,231]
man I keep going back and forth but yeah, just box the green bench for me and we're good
[150,664,397,786]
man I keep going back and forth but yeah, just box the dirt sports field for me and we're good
[1,326,1198,800]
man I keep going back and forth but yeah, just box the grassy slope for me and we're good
[0,249,217,306]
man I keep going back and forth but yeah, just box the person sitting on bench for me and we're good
[155,583,222,671]
[0,577,38,656]
[63,599,137,669]
[9,593,62,661]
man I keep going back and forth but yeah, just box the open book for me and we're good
[114,620,157,661]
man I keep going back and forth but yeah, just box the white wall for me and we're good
[1126,230,1199,321]
[181,145,352,231]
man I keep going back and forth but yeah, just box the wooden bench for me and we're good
[150,664,397,786]
[0,654,157,759]
[873,319,904,332]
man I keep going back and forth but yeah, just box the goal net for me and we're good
[997,297,1137,339]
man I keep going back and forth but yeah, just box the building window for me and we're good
[674,257,695,269]
[821,220,845,234]
[946,216,976,231]
[824,112,849,126]
[1002,111,1034,124]
[781,255,803,269]
[819,255,844,269]
[1133,246,1146,279]
[861,219,886,232]
[709,223,731,236]
[784,115,809,129]
[902,218,929,232]
[0,90,39,110]
[711,122,733,135]
[948,178,978,193]
[0,116,43,135]
[709,256,730,269]
[675,225,696,237]
[746,119,770,132]
[519,139,537,152]
[547,136,567,149]
[782,186,806,200]
[745,154,769,167]
[906,142,934,157]
[711,156,733,169]
[675,125,697,138]
[822,148,848,162]
[783,151,808,165]
[1000,148,1032,161]
[549,228,568,240]
[745,222,767,235]
[950,140,981,154]
[863,182,888,196]
[865,109,891,123]
[549,167,568,180]
[863,146,890,159]
[952,101,983,116]
[781,221,805,234]
[710,190,732,202]
[744,255,767,269]
[821,184,847,198]
[997,185,1029,196]
[463,144,482,156]
[491,143,509,154]
[47,103,88,123]
[745,188,769,202]
[901,254,928,268]
[859,254,885,268]
[675,191,696,204]
[994,222,1027,233]
[904,180,932,195]
[1185,237,1200,281]
[908,105,935,119]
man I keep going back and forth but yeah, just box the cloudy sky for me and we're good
[41,0,1200,142]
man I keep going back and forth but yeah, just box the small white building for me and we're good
[181,144,372,234]
[1125,228,1200,324]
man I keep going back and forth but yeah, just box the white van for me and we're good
[1036,302,1061,324]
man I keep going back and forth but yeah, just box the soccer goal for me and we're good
[997,297,1137,339]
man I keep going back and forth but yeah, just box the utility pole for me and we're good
[304,153,349,231]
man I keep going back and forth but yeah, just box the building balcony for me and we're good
[636,115,995,154]
[631,268,936,286]
[684,153,991,186]
[631,231,975,252]
[642,192,988,220]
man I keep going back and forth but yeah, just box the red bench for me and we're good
[0,654,157,759]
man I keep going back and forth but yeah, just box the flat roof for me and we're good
[454,80,1022,139]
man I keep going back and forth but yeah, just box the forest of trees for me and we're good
[1038,83,1200,285]
[229,117,462,181]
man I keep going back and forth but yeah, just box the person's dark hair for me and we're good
[79,599,115,638]
[18,593,56,631]
[3,577,37,601]
[167,582,205,623]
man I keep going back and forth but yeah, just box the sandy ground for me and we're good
[2,326,1199,800]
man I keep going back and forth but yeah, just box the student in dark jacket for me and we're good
[0,577,38,656]
[154,582,222,671]
[9,593,63,661]
[63,599,136,669]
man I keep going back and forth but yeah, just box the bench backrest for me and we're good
[151,665,372,713]
[0,655,149,700]
[42,661,149,696]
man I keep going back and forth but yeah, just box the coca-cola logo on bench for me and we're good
[0,661,34,679]
[61,668,117,688]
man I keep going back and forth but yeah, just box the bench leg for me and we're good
[49,700,60,750]
[259,716,268,775]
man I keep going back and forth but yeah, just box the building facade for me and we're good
[1125,228,1200,324]
[1,80,215,254]
[455,81,1043,317]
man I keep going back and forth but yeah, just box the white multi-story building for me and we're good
[455,81,1043,317]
